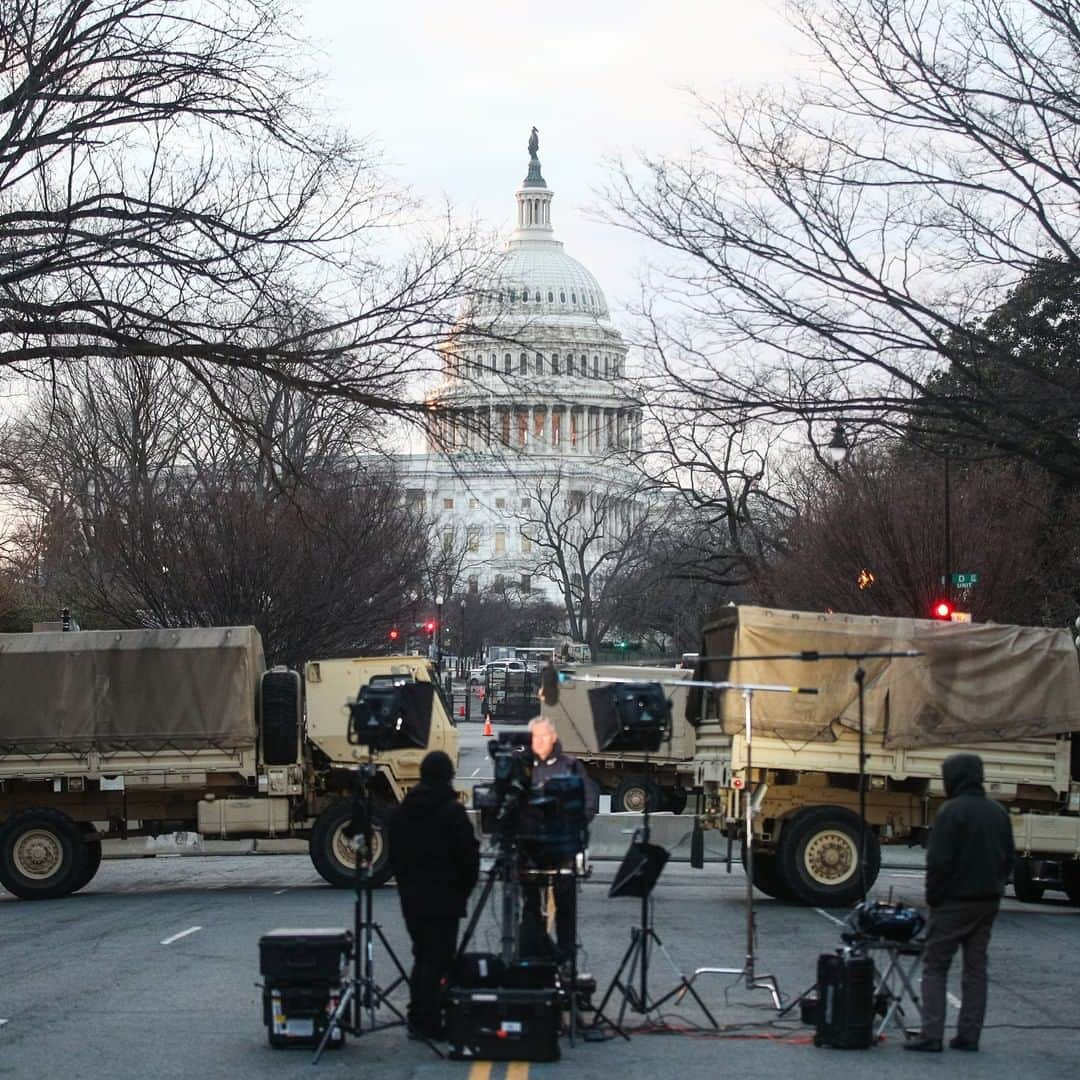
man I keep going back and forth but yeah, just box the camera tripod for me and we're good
[591,788,718,1037]
[313,758,441,1063]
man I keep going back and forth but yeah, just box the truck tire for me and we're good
[740,843,797,901]
[1061,860,1080,906]
[262,669,301,766]
[0,808,89,900]
[612,776,662,814]
[663,787,689,815]
[1012,857,1045,903]
[310,799,392,889]
[776,806,880,908]
[68,836,103,894]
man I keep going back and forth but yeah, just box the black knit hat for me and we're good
[420,749,455,785]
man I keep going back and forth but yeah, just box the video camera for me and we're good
[473,731,588,865]
[473,731,533,836]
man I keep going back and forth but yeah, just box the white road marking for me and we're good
[814,908,847,927]
[471,768,480,777]
[947,992,962,1009]
[0,1019,8,1028]
[274,889,288,895]
[160,925,202,946]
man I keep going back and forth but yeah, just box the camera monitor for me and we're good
[347,677,434,750]
[587,681,670,754]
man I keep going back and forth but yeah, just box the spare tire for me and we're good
[0,808,89,900]
[261,669,301,766]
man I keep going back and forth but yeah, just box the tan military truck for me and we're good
[551,606,1080,908]
[0,627,458,900]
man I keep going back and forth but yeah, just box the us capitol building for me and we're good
[397,132,644,602]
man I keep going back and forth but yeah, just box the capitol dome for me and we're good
[482,243,610,319]
[398,133,644,605]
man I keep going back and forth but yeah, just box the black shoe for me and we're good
[949,1036,979,1052]
[903,1037,943,1052]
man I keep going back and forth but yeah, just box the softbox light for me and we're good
[348,680,433,750]
[587,681,670,753]
[609,840,669,899]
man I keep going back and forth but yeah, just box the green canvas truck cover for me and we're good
[696,606,1080,748]
[0,626,264,754]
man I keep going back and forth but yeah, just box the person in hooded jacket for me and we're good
[387,750,479,1040]
[905,752,1014,1053]
[520,716,598,963]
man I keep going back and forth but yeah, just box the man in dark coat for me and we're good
[521,716,597,963]
[388,750,479,1039]
[905,752,1014,1053]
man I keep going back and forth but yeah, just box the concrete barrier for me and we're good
[99,812,926,869]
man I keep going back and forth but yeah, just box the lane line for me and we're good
[467,1063,492,1080]
[507,1063,529,1080]
[273,889,288,895]
[160,925,202,946]
[947,992,962,1009]
[814,908,846,927]
[471,768,480,777]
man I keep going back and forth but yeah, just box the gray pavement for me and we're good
[2,850,1078,1079]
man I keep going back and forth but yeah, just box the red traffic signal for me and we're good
[424,620,436,635]
[388,628,399,642]
[931,599,954,621]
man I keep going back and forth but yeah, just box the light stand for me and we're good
[313,752,439,1064]
[590,754,718,1036]
[680,688,783,1009]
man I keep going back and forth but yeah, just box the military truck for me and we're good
[550,606,1080,908]
[0,627,458,900]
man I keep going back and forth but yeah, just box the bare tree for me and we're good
[753,448,1071,625]
[0,0,482,421]
[604,0,1080,480]
[517,467,659,652]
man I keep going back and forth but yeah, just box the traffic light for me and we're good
[931,599,954,621]
[388,627,399,643]
[424,620,436,639]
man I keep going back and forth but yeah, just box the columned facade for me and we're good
[398,138,643,601]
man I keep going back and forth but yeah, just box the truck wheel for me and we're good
[0,808,89,900]
[1060,861,1080,905]
[261,669,301,766]
[1012,857,1045,903]
[612,776,661,814]
[310,799,392,889]
[68,836,103,894]
[776,806,880,908]
[740,843,797,901]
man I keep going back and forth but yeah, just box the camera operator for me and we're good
[521,716,597,964]
[388,750,480,1040]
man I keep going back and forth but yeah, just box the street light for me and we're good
[435,593,444,672]
[827,421,849,466]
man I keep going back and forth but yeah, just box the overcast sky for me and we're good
[300,1,806,323]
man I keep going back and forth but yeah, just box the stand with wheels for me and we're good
[314,758,439,1063]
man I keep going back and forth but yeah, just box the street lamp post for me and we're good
[435,593,444,672]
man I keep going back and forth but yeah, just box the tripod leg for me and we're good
[312,983,353,1065]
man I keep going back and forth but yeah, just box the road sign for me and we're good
[951,572,979,587]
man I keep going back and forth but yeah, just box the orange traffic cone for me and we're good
[482,715,493,737]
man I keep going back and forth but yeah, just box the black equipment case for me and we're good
[258,928,353,1049]
[447,986,561,1061]
[813,948,875,1050]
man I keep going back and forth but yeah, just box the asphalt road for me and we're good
[2,839,1078,1080]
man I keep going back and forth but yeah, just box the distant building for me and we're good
[398,138,643,603]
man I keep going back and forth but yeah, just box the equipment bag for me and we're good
[813,949,875,1050]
